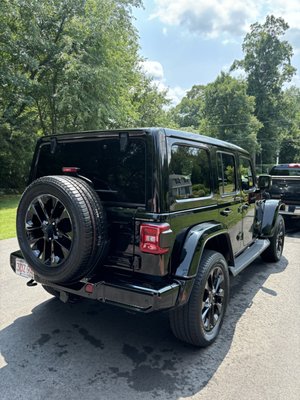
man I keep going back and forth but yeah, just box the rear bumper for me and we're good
[270,193,300,205]
[280,206,300,217]
[10,251,181,312]
[269,194,300,216]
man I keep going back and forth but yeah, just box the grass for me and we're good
[0,195,21,240]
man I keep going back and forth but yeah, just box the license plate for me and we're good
[15,258,34,279]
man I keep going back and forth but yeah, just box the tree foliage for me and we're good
[170,85,205,130]
[0,0,171,190]
[130,75,171,127]
[0,0,144,133]
[170,74,262,158]
[279,87,300,162]
[201,73,262,156]
[231,15,296,164]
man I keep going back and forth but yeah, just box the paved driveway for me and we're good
[1,232,300,400]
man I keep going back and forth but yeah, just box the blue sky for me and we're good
[133,0,300,105]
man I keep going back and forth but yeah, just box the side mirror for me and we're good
[257,174,271,190]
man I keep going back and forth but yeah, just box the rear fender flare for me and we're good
[174,222,232,279]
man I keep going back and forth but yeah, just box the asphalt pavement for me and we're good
[0,231,300,400]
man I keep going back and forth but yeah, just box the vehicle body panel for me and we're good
[11,127,283,314]
[268,164,300,209]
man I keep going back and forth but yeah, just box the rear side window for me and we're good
[169,145,211,201]
[217,152,237,194]
[36,138,146,205]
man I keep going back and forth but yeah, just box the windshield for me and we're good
[36,138,147,205]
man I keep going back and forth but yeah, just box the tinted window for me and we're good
[36,139,146,204]
[270,167,300,176]
[217,152,237,194]
[240,157,254,190]
[169,145,211,200]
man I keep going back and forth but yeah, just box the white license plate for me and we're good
[15,258,34,279]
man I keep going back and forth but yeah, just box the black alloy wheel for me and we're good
[17,176,107,283]
[275,217,285,259]
[169,250,229,347]
[25,194,73,267]
[201,265,225,333]
[261,214,285,262]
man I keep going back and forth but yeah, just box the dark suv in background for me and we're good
[10,128,285,347]
[267,163,300,215]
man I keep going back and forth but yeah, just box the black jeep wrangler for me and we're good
[10,128,285,347]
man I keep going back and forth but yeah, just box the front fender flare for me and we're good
[257,199,284,237]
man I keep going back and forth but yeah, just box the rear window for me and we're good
[35,138,146,205]
[270,166,300,176]
[169,145,211,201]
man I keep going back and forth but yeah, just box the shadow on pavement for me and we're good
[0,254,289,400]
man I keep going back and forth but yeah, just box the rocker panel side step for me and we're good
[229,239,270,277]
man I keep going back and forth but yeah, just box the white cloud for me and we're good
[140,60,187,106]
[167,86,187,106]
[151,0,260,38]
[268,0,300,31]
[140,60,164,80]
[151,0,300,40]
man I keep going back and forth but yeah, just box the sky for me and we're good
[133,0,300,105]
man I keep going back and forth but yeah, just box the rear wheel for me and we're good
[170,250,229,347]
[261,214,285,262]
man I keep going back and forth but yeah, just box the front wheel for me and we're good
[261,214,285,262]
[170,250,229,347]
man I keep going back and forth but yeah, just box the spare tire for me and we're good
[16,175,107,283]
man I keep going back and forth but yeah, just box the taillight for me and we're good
[62,167,80,173]
[84,283,94,294]
[288,163,300,168]
[140,223,170,255]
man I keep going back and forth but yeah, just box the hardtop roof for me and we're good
[39,127,249,154]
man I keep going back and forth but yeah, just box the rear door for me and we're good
[217,151,243,255]
[239,156,256,246]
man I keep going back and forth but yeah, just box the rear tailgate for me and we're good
[104,207,140,271]
[270,176,300,203]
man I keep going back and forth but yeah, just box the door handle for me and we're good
[220,208,232,216]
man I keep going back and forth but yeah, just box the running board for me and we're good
[229,239,270,277]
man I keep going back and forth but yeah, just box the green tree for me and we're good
[279,87,300,162]
[231,15,296,164]
[201,73,261,157]
[130,75,171,127]
[0,0,142,134]
[170,85,205,130]
[0,0,170,190]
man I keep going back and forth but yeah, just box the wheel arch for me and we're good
[174,223,233,279]
[258,199,285,237]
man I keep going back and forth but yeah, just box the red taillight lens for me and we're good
[62,167,80,173]
[288,163,300,168]
[139,223,170,254]
[85,283,94,293]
